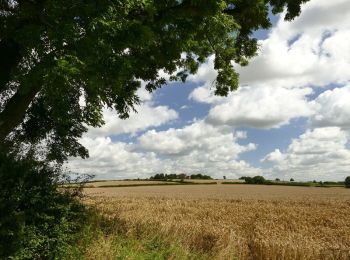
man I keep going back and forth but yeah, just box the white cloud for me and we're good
[133,120,260,178]
[87,104,178,137]
[262,127,350,180]
[69,121,261,179]
[310,85,350,128]
[135,120,255,156]
[188,56,217,83]
[189,85,223,104]
[84,82,178,138]
[262,149,284,163]
[188,56,225,104]
[237,0,350,87]
[206,86,313,128]
[136,86,153,102]
[68,137,165,179]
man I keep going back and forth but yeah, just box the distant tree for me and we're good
[244,177,253,184]
[151,173,166,180]
[252,176,266,184]
[178,173,187,181]
[345,176,350,188]
[242,175,266,184]
[223,176,226,180]
[290,178,295,182]
[190,174,212,180]
[275,178,280,182]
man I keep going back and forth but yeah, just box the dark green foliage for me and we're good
[0,0,309,162]
[224,179,345,187]
[345,176,350,188]
[0,152,86,259]
[241,175,266,184]
[290,178,295,182]
[190,174,212,180]
[150,173,166,180]
[150,173,212,180]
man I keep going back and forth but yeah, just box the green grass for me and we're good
[64,209,211,260]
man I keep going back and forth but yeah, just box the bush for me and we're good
[0,152,86,259]
[345,176,350,188]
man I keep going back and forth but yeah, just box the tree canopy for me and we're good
[0,0,309,162]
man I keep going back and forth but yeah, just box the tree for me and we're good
[345,176,350,188]
[241,175,266,184]
[290,178,295,182]
[252,175,266,184]
[190,173,212,179]
[0,0,309,161]
[275,178,280,182]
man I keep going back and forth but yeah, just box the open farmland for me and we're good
[85,180,179,187]
[84,185,350,259]
[85,179,237,188]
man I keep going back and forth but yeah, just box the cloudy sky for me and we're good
[69,0,350,181]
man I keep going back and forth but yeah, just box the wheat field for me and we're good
[84,185,350,260]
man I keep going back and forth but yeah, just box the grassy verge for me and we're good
[65,209,211,260]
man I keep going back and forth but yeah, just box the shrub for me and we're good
[345,176,350,188]
[0,152,86,259]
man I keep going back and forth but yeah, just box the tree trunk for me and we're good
[0,39,21,92]
[0,86,40,143]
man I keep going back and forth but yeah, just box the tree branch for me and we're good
[0,84,41,143]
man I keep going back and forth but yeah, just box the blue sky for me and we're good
[69,0,350,181]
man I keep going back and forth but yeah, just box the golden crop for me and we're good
[84,185,350,260]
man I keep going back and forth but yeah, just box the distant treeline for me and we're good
[150,173,212,180]
[235,176,345,187]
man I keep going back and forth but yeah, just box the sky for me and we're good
[68,0,350,181]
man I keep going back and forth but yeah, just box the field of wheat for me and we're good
[84,185,350,260]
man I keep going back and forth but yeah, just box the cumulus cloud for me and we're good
[310,85,350,128]
[135,120,255,156]
[87,104,178,137]
[237,0,350,87]
[206,86,313,128]
[69,121,260,179]
[68,137,165,179]
[262,127,350,180]
[189,85,223,104]
[134,120,260,178]
[85,82,178,137]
